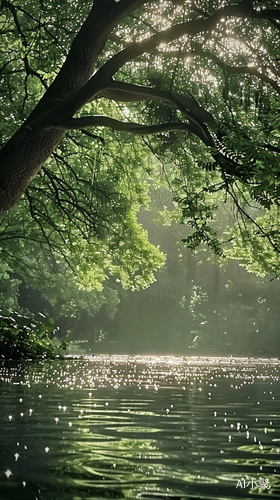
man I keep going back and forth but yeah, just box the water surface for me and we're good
[0,355,279,499]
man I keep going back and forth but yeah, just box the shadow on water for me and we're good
[0,355,279,499]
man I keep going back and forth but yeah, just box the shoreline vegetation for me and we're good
[0,309,69,359]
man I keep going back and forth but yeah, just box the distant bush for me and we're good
[0,309,69,359]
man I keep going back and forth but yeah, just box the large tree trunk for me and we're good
[0,0,144,215]
[0,127,65,214]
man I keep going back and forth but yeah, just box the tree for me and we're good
[1,0,280,291]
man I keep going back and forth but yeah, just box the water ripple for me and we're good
[0,355,279,499]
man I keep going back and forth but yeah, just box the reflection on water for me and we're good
[0,355,279,499]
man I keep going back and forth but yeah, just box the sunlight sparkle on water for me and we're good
[0,355,279,391]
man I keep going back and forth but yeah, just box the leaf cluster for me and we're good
[0,309,67,359]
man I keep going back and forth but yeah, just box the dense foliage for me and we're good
[0,309,68,359]
[1,0,280,356]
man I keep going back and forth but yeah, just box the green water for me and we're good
[0,355,279,499]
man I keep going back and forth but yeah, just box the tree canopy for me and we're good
[1,0,280,306]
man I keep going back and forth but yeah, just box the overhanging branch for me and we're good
[221,65,280,95]
[98,81,214,123]
[55,116,195,136]
[98,80,215,145]
[150,48,280,95]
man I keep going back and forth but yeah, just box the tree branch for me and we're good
[98,80,216,145]
[1,0,27,47]
[222,65,280,94]
[207,55,280,95]
[98,81,214,123]
[55,115,195,136]
[150,47,280,95]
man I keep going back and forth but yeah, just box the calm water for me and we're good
[0,355,279,500]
